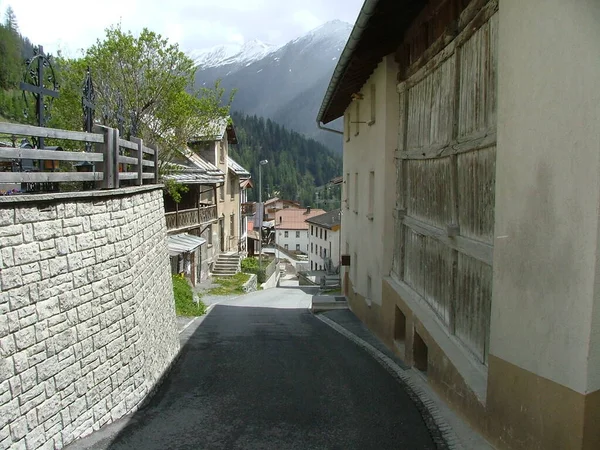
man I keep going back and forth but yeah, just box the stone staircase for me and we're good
[212,252,241,277]
[320,274,341,290]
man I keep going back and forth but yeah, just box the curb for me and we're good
[314,313,460,450]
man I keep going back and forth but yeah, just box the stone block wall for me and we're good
[0,186,180,449]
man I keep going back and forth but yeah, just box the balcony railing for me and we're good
[165,205,217,231]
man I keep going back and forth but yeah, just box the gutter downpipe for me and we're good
[316,0,380,130]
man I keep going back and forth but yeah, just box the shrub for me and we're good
[172,274,206,316]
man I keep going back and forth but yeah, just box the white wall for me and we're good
[492,0,600,395]
[276,229,309,253]
[341,55,399,303]
[308,225,340,271]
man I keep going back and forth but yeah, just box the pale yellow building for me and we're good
[317,1,600,449]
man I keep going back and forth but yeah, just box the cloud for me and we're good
[6,0,364,56]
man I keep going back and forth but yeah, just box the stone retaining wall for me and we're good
[0,186,180,449]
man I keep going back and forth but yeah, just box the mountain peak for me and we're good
[189,40,278,68]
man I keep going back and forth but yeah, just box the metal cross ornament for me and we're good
[20,45,59,149]
[82,67,96,151]
[116,96,125,137]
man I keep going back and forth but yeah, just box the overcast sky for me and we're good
[4,0,364,57]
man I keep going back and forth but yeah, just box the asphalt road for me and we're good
[71,287,437,450]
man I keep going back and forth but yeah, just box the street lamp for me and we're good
[258,159,268,269]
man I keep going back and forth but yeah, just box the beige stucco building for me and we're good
[317,1,600,449]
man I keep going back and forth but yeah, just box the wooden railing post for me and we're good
[113,128,120,188]
[93,125,114,189]
[131,137,144,186]
[152,144,159,184]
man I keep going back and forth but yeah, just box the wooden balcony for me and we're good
[165,205,217,231]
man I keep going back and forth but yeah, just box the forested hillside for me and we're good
[229,111,342,207]
[0,7,36,121]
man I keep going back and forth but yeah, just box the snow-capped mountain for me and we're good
[192,20,352,153]
[189,39,279,69]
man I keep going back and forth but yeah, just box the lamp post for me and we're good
[258,159,268,269]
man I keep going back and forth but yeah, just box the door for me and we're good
[219,218,224,252]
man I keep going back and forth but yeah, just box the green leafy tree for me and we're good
[49,24,232,165]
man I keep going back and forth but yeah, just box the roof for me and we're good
[189,117,238,144]
[275,208,327,230]
[264,197,301,207]
[305,209,342,230]
[227,156,251,178]
[166,233,206,256]
[330,176,343,185]
[317,0,426,124]
[163,147,225,185]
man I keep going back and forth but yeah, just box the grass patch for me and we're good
[172,274,206,316]
[321,288,342,295]
[209,272,251,296]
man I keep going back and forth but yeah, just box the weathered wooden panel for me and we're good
[455,253,492,363]
[406,57,455,151]
[422,235,453,325]
[406,158,453,228]
[392,218,405,280]
[403,227,453,325]
[457,146,496,243]
[458,12,498,138]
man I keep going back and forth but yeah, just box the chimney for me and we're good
[306,206,311,214]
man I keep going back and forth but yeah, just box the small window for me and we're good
[219,141,225,163]
[354,173,359,213]
[320,229,323,239]
[311,225,314,235]
[207,224,213,245]
[345,173,350,209]
[324,249,327,258]
[296,244,300,251]
[230,177,235,200]
[345,112,351,142]
[296,231,300,238]
[311,261,313,270]
[367,274,372,300]
[369,84,376,125]
[284,231,289,238]
[219,184,224,201]
[324,230,327,241]
[285,244,289,250]
[311,242,313,252]
[368,171,374,219]
[354,101,360,136]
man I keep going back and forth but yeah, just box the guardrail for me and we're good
[0,122,159,191]
[164,205,217,230]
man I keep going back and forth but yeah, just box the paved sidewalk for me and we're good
[317,309,495,450]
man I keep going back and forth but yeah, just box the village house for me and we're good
[164,117,252,281]
[317,1,600,449]
[262,197,301,221]
[274,207,326,255]
[305,209,341,272]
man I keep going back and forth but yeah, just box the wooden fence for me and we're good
[0,122,159,190]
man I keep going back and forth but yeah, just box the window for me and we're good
[324,230,327,241]
[296,244,300,251]
[219,141,225,163]
[311,261,313,270]
[296,231,300,238]
[284,231,289,238]
[324,249,327,258]
[353,173,359,213]
[345,173,350,209]
[219,184,224,201]
[229,214,235,237]
[207,224,213,245]
[320,228,323,239]
[369,84,376,125]
[311,242,313,253]
[354,100,360,136]
[345,112,351,142]
[319,246,322,257]
[368,171,375,219]
[230,177,235,200]
[285,244,288,250]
